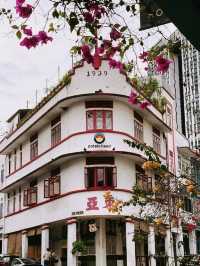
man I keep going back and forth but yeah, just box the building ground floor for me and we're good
[3,216,199,266]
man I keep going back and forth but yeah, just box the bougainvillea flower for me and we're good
[140,101,150,109]
[92,49,102,69]
[108,59,123,71]
[139,51,148,62]
[186,223,197,233]
[16,4,33,18]
[110,28,122,41]
[23,27,32,36]
[81,45,93,64]
[155,55,172,74]
[16,0,25,6]
[128,91,138,104]
[20,36,39,49]
[83,12,94,23]
[37,31,53,44]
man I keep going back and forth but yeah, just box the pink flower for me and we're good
[16,0,25,6]
[23,27,32,36]
[155,55,172,74]
[139,51,148,62]
[37,31,53,44]
[92,50,102,70]
[108,59,123,71]
[140,101,150,109]
[20,36,39,49]
[144,67,148,71]
[128,91,138,105]
[83,12,94,23]
[81,45,93,64]
[16,4,33,18]
[110,28,122,41]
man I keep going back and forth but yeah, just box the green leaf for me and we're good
[12,25,18,30]
[68,12,79,32]
[16,30,22,39]
[120,26,127,32]
[52,9,59,18]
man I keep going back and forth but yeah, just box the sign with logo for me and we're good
[88,133,112,149]
[94,133,105,144]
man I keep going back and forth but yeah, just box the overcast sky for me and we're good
[0,1,176,130]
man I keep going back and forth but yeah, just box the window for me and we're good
[153,128,161,154]
[30,134,38,160]
[13,191,16,213]
[86,110,113,130]
[169,151,174,173]
[19,187,21,211]
[196,231,200,254]
[184,197,192,212]
[23,181,37,206]
[165,105,172,128]
[7,193,10,214]
[51,116,61,147]
[134,112,143,141]
[44,168,60,198]
[136,165,152,193]
[1,165,4,184]
[85,167,117,189]
[14,149,17,171]
[20,145,22,168]
[8,154,11,175]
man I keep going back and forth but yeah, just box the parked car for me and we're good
[11,259,42,266]
[0,256,19,266]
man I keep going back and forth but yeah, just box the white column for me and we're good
[22,231,28,258]
[96,218,106,266]
[165,227,173,266]
[125,218,136,266]
[67,218,77,266]
[3,234,8,254]
[148,225,156,266]
[116,223,123,266]
[189,230,197,255]
[176,224,184,257]
[41,225,49,264]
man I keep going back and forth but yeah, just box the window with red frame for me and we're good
[86,110,113,130]
[23,186,37,206]
[134,112,143,142]
[51,116,61,147]
[44,168,60,198]
[153,128,161,154]
[85,167,117,189]
[136,165,152,193]
[30,134,38,160]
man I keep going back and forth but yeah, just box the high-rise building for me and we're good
[158,30,200,149]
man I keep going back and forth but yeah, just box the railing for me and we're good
[136,256,148,266]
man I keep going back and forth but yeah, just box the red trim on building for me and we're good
[4,188,132,218]
[5,130,166,179]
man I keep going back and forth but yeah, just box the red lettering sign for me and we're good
[86,197,99,210]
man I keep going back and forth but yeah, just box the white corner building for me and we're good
[0,60,195,266]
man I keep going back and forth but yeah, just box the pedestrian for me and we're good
[43,248,51,266]
[50,251,58,266]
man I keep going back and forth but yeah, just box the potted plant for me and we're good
[71,240,86,256]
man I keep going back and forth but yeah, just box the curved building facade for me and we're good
[0,60,181,266]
